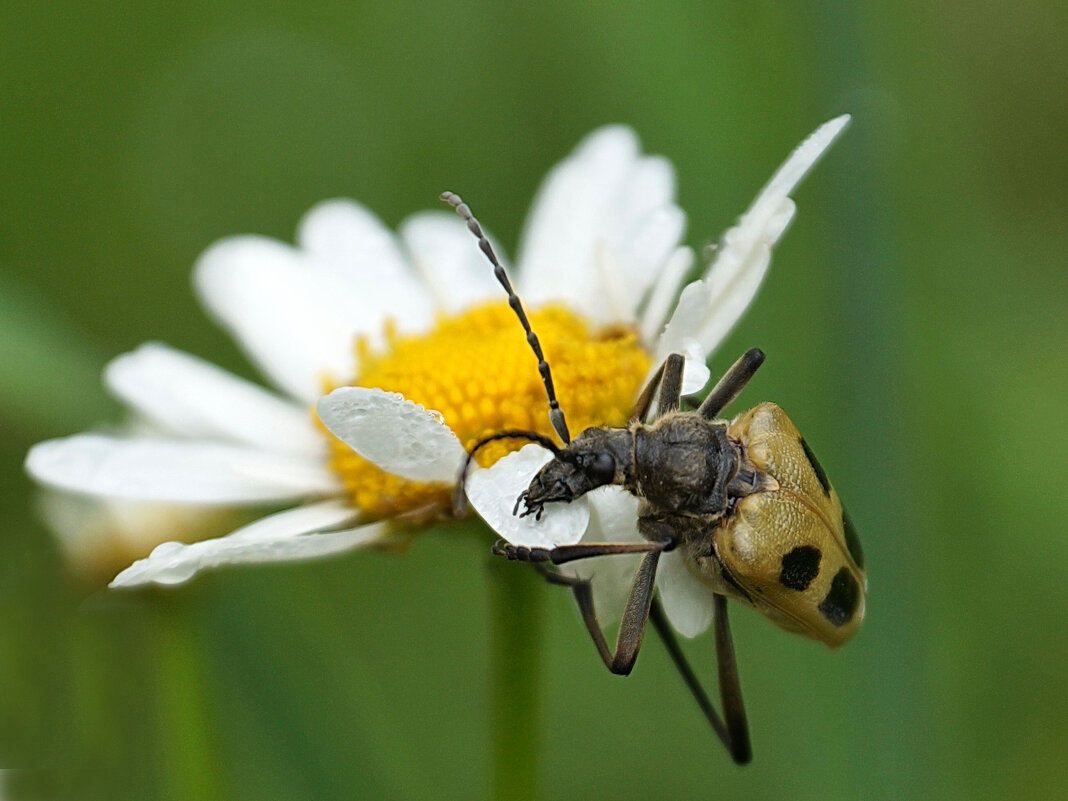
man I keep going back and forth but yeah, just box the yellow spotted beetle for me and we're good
[443,191,867,764]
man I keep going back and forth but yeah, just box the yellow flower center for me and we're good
[322,302,652,520]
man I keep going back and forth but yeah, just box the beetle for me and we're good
[442,191,866,764]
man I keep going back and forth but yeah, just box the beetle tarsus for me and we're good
[490,539,554,563]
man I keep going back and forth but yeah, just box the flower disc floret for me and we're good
[322,302,652,518]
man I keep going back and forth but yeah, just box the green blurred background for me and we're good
[1,2,1064,799]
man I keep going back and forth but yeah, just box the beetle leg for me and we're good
[655,353,686,417]
[610,548,663,673]
[629,352,685,423]
[533,547,664,675]
[630,359,664,423]
[713,594,752,763]
[697,348,766,419]
[492,538,667,565]
[534,566,614,667]
[649,595,752,763]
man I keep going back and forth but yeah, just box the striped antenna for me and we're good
[440,191,571,445]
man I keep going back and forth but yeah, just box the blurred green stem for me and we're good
[154,603,225,801]
[488,556,544,801]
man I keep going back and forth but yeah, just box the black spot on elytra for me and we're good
[799,437,831,496]
[779,545,821,591]
[818,567,860,626]
[842,509,864,568]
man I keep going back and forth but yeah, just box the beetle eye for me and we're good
[588,453,615,484]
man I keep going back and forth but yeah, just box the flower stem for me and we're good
[488,554,544,801]
[152,601,226,801]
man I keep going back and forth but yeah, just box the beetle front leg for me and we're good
[494,536,667,673]
[531,547,665,675]
[498,519,678,675]
[491,538,668,564]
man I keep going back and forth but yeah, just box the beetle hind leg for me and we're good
[697,348,765,419]
[530,553,753,761]
[650,595,752,763]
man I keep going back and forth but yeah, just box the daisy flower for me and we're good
[35,487,238,581]
[24,115,848,591]
[462,115,852,637]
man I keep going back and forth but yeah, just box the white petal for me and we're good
[612,204,687,319]
[680,340,711,396]
[466,445,590,548]
[657,548,716,637]
[591,240,631,322]
[316,387,465,483]
[399,211,504,313]
[297,199,433,332]
[26,434,340,503]
[193,235,363,403]
[109,501,376,588]
[668,202,788,355]
[517,126,683,324]
[559,487,644,627]
[105,342,324,457]
[591,155,685,321]
[35,490,234,574]
[614,155,677,228]
[755,115,851,220]
[518,126,638,313]
[659,115,850,357]
[297,198,406,272]
[639,246,694,346]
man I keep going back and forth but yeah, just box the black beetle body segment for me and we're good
[632,413,736,516]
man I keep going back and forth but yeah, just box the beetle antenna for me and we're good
[440,191,571,445]
[453,429,561,516]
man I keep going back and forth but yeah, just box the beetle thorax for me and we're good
[629,413,739,516]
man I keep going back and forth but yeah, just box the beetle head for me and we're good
[516,426,632,519]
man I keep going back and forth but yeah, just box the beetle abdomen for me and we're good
[712,403,867,647]
[718,491,865,645]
